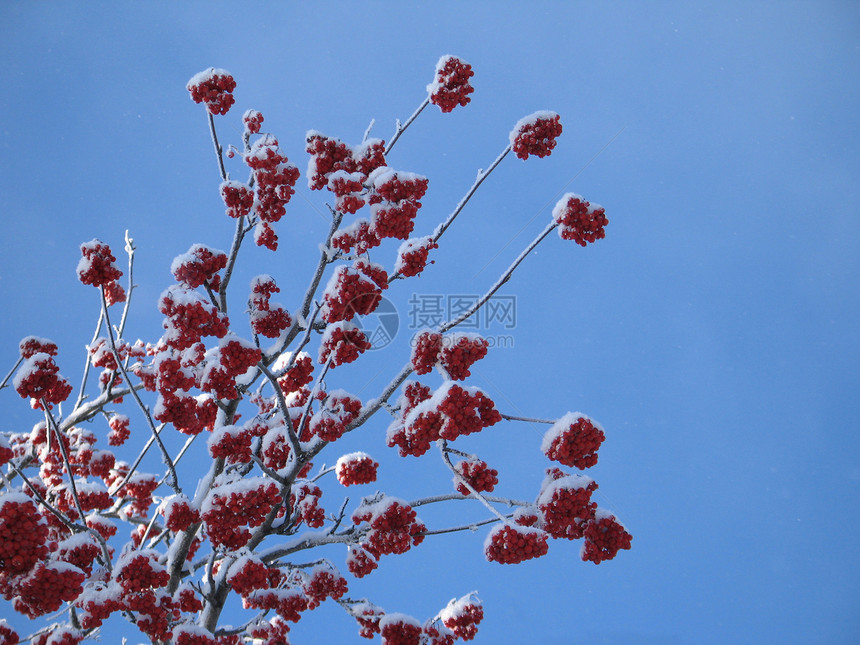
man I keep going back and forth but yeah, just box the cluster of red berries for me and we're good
[160,494,200,532]
[552,193,609,247]
[74,582,123,629]
[454,459,498,496]
[276,352,314,394]
[309,390,362,442]
[336,452,379,486]
[321,259,388,323]
[484,523,549,565]
[303,565,349,609]
[331,218,381,255]
[379,613,423,645]
[36,626,83,645]
[14,350,72,408]
[244,136,300,227]
[428,55,475,113]
[318,322,372,367]
[77,239,123,288]
[220,180,254,219]
[201,478,281,549]
[346,544,379,579]
[19,336,58,358]
[0,620,18,645]
[87,337,119,371]
[395,236,438,277]
[172,624,217,645]
[186,68,236,115]
[291,482,325,528]
[410,331,489,380]
[541,413,606,469]
[537,470,598,540]
[368,168,429,240]
[510,111,563,160]
[352,496,426,559]
[581,510,633,564]
[171,244,228,289]
[440,594,484,641]
[0,493,50,575]
[115,550,170,593]
[226,555,270,595]
[243,586,309,623]
[328,170,366,214]
[242,109,264,134]
[153,390,217,435]
[12,561,86,618]
[218,337,262,377]
[159,287,230,351]
[306,131,387,192]
[208,424,253,463]
[387,381,500,457]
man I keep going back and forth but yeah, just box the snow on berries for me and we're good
[580,509,633,564]
[537,470,598,540]
[201,477,281,550]
[440,593,484,641]
[13,351,72,408]
[186,68,237,115]
[379,613,423,645]
[428,55,475,113]
[160,494,200,532]
[220,180,254,219]
[509,111,563,160]
[18,336,58,359]
[453,459,498,496]
[336,452,379,486]
[321,260,388,323]
[352,496,426,560]
[409,331,488,380]
[159,287,230,350]
[387,381,501,457]
[552,192,609,247]
[77,239,123,288]
[171,244,228,289]
[395,236,438,277]
[302,564,348,608]
[318,322,372,367]
[242,109,264,134]
[541,412,606,469]
[0,492,50,575]
[484,523,549,565]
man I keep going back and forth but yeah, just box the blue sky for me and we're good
[1,2,859,643]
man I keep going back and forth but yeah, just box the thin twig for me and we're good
[385,96,431,156]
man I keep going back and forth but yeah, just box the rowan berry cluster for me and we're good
[201,479,281,549]
[242,109,264,134]
[309,390,361,442]
[12,561,86,618]
[541,412,606,469]
[537,470,598,540]
[484,523,549,564]
[368,168,429,240]
[186,68,236,115]
[0,493,50,576]
[379,613,423,645]
[171,244,228,289]
[352,496,426,562]
[552,192,609,247]
[220,180,254,219]
[244,136,300,250]
[115,550,170,593]
[226,555,270,596]
[387,381,501,457]
[581,510,633,564]
[76,239,123,288]
[440,594,484,641]
[318,322,372,367]
[409,331,489,379]
[160,494,200,532]
[306,131,386,192]
[291,482,325,528]
[276,351,314,394]
[159,287,230,350]
[454,459,498,495]
[336,452,379,486]
[510,111,563,160]
[13,350,72,408]
[321,260,388,323]
[207,424,253,462]
[428,55,475,113]
[395,235,438,277]
[303,565,349,608]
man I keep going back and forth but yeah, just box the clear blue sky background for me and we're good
[1,2,858,644]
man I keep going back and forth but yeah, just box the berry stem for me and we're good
[440,219,558,333]
[0,355,23,391]
[73,306,104,411]
[385,96,431,156]
[100,286,182,495]
[207,111,228,182]
[439,440,508,523]
[500,413,555,424]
